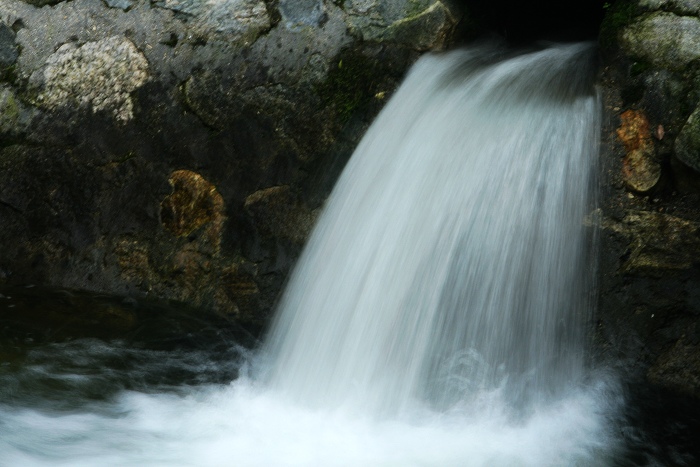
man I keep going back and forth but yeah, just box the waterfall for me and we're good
[264,42,602,416]
[1,43,623,466]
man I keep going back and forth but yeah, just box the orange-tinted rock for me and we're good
[617,109,661,192]
[160,170,225,249]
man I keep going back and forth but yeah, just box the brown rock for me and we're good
[160,170,225,252]
[617,109,661,193]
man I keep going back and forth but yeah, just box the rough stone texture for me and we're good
[0,22,17,75]
[676,104,700,172]
[244,186,317,244]
[279,0,326,28]
[599,0,700,398]
[617,109,662,192]
[161,170,225,241]
[346,0,460,50]
[638,0,700,15]
[152,0,271,45]
[0,86,33,138]
[0,0,465,333]
[620,12,700,71]
[648,334,700,397]
[602,211,700,274]
[36,37,149,122]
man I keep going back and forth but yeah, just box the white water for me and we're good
[1,43,622,466]
[265,42,602,414]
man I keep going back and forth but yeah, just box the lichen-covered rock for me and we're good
[676,104,700,172]
[346,0,459,50]
[152,0,270,45]
[638,0,700,15]
[36,37,149,122]
[620,12,700,71]
[0,0,466,333]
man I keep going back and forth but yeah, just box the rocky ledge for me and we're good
[598,0,700,398]
[0,0,465,331]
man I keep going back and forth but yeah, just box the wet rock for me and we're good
[35,37,149,123]
[221,265,260,321]
[346,0,459,50]
[279,0,326,29]
[244,186,316,244]
[161,170,225,246]
[0,0,466,331]
[152,0,270,45]
[638,0,700,15]
[103,0,136,10]
[602,210,700,274]
[616,109,661,192]
[0,22,17,78]
[648,332,700,397]
[620,12,700,71]
[676,104,700,172]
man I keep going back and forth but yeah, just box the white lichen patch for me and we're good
[38,37,149,122]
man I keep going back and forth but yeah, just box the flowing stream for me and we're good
[0,43,624,466]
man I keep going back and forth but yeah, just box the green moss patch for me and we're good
[317,48,397,123]
[600,0,639,50]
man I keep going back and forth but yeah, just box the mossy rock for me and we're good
[676,104,700,172]
[317,47,405,123]
[620,12,700,71]
[600,0,639,51]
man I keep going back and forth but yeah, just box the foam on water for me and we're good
[1,374,621,467]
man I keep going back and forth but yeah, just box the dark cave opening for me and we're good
[460,0,610,45]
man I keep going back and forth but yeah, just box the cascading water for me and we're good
[0,42,623,466]
[265,42,601,415]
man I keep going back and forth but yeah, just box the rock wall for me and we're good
[598,0,700,398]
[0,0,464,330]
